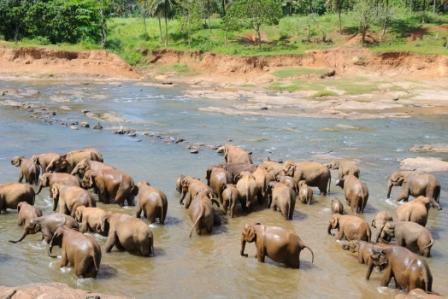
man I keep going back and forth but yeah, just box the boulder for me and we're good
[400,157,448,172]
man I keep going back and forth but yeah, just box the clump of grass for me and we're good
[313,90,338,97]
[273,67,329,78]
[270,81,301,92]
[329,80,378,95]
[158,63,193,75]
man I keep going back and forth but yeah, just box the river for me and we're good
[0,79,447,298]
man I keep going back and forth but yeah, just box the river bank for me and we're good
[1,45,448,119]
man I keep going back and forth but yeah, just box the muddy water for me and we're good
[0,80,447,298]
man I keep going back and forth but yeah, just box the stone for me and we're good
[93,122,103,130]
[400,157,448,172]
[80,122,90,128]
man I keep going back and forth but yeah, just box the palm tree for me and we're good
[150,0,175,47]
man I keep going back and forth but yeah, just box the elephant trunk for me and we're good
[8,231,28,243]
[240,239,248,257]
[386,181,393,199]
[48,244,56,258]
[36,183,43,195]
[375,224,385,243]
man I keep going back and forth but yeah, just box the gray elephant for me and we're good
[336,174,369,214]
[283,161,331,195]
[327,159,360,179]
[387,170,441,210]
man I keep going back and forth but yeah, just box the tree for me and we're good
[138,0,150,37]
[353,0,375,43]
[177,0,202,45]
[149,0,175,47]
[328,0,345,33]
[227,0,282,46]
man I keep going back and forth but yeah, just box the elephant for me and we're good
[336,174,369,214]
[103,213,154,256]
[36,173,80,196]
[396,196,431,227]
[222,184,240,218]
[327,159,360,179]
[206,166,228,203]
[49,226,101,278]
[328,214,371,241]
[376,221,434,257]
[32,152,60,173]
[372,210,394,229]
[188,191,220,237]
[252,166,268,203]
[240,223,314,269]
[387,171,441,210]
[176,175,185,193]
[367,245,433,292]
[51,184,95,217]
[11,156,40,185]
[135,181,168,224]
[342,240,391,272]
[75,206,108,235]
[260,160,285,183]
[331,199,344,214]
[268,182,295,220]
[283,161,331,195]
[9,212,78,243]
[395,289,445,299]
[298,180,313,205]
[208,163,257,184]
[82,169,137,206]
[0,183,35,213]
[8,202,42,243]
[46,148,104,173]
[180,176,212,207]
[217,144,253,164]
[236,171,257,211]
[71,159,113,178]
[276,175,297,194]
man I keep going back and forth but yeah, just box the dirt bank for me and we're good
[0,46,139,79]
[0,282,129,299]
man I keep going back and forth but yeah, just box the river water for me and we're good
[0,79,447,298]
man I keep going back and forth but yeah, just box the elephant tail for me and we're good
[327,173,331,194]
[92,254,100,273]
[301,245,315,264]
[189,204,204,238]
[434,185,441,208]
[423,238,434,250]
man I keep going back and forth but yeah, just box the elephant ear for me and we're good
[17,202,24,213]
[243,224,256,242]
[331,215,339,228]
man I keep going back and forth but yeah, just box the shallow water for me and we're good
[0,79,447,298]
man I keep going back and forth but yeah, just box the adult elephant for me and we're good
[9,212,78,243]
[327,214,371,241]
[49,227,101,278]
[336,174,369,214]
[206,166,228,203]
[284,161,331,195]
[240,223,314,269]
[0,183,35,213]
[396,196,431,227]
[135,181,168,224]
[236,171,257,211]
[11,156,40,185]
[75,206,109,235]
[268,182,295,220]
[102,213,154,256]
[387,170,441,210]
[376,221,433,257]
[32,152,60,173]
[188,191,220,237]
[221,184,240,218]
[71,159,114,179]
[46,148,104,173]
[259,160,285,183]
[327,159,360,179]
[218,144,253,164]
[36,173,80,196]
[82,169,137,206]
[367,245,432,292]
[180,176,212,207]
[252,166,268,203]
[51,184,95,217]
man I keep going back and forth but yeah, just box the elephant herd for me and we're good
[0,144,445,297]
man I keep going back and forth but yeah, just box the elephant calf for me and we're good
[336,174,369,215]
[222,184,239,218]
[0,183,35,214]
[51,184,95,217]
[206,166,228,203]
[367,245,433,292]
[236,171,257,211]
[103,213,154,256]
[75,206,109,235]
[240,223,314,269]
[135,181,168,224]
[11,156,40,185]
[396,196,431,227]
[331,199,344,214]
[328,214,371,241]
[376,221,434,257]
[32,152,60,174]
[71,158,114,179]
[298,180,313,205]
[268,182,295,220]
[49,227,101,278]
[46,148,103,173]
[188,191,220,237]
[8,202,42,243]
[327,159,360,179]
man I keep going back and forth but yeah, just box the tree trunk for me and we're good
[100,7,107,48]
[338,9,342,33]
[158,15,163,43]
[433,0,436,12]
[255,23,261,47]
[164,1,168,47]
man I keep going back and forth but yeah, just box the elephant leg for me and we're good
[365,260,374,279]
[230,200,236,218]
[335,230,344,240]
[59,250,68,268]
[426,189,441,209]
[104,232,117,253]
[396,185,410,202]
[114,188,127,206]
[135,207,142,219]
[18,174,23,183]
[380,266,393,287]
[79,221,88,233]
[256,246,266,263]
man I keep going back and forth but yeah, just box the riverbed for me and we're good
[0,79,447,298]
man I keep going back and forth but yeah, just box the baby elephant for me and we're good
[336,174,369,214]
[103,213,154,256]
[49,226,101,278]
[188,191,220,237]
[396,196,431,227]
[328,214,371,241]
[376,221,434,257]
[240,223,314,269]
[367,245,432,292]
[8,202,42,243]
[135,181,168,224]
[75,206,109,235]
[331,199,344,214]
[221,184,239,218]
[51,184,95,217]
[298,180,313,204]
[11,156,40,185]
[268,182,295,220]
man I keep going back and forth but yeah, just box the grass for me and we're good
[157,63,194,75]
[273,67,329,78]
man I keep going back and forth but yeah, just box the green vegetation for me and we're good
[0,0,447,66]
[273,67,329,78]
[158,63,194,75]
